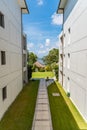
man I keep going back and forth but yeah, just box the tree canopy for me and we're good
[28,52,37,66]
[42,48,59,65]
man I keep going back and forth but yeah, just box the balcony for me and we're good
[18,0,29,14]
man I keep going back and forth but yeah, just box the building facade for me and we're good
[22,34,28,84]
[0,0,28,120]
[58,0,87,121]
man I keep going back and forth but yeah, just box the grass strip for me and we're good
[32,72,54,79]
[0,80,39,130]
[48,82,83,130]
[56,82,87,130]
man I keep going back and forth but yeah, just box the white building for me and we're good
[22,34,28,84]
[57,0,87,121]
[0,0,29,120]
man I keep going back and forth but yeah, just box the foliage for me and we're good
[28,52,37,66]
[39,67,45,72]
[27,65,32,80]
[32,64,36,72]
[51,62,59,80]
[45,65,52,71]
[0,80,39,130]
[42,48,59,65]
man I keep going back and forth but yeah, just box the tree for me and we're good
[42,48,59,65]
[28,52,37,66]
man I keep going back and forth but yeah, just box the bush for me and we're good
[67,92,70,97]
[39,67,45,72]
[45,65,52,71]
[27,65,32,80]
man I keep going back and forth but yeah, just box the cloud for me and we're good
[27,43,34,50]
[51,12,63,25]
[38,50,47,54]
[37,0,43,6]
[39,44,44,49]
[45,39,50,46]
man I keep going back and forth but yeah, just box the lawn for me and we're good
[32,71,54,79]
[0,80,39,130]
[47,82,87,130]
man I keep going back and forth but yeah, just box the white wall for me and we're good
[0,0,22,119]
[60,0,87,121]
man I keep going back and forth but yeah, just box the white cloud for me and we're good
[27,43,34,50]
[37,0,43,5]
[45,39,50,46]
[38,50,46,54]
[51,12,63,25]
[39,44,44,49]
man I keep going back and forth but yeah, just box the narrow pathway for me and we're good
[32,79,53,130]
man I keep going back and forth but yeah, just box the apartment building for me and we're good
[0,0,29,120]
[22,34,28,84]
[57,0,87,121]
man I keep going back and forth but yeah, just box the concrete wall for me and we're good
[64,0,78,22]
[59,0,87,121]
[22,34,28,84]
[0,0,22,119]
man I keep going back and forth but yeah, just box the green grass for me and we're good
[32,71,54,78]
[0,80,39,130]
[56,82,87,130]
[47,82,87,130]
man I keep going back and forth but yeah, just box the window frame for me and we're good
[2,86,7,101]
[1,51,6,65]
[0,12,5,28]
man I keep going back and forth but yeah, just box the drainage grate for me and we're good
[52,93,60,96]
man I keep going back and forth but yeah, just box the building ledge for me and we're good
[23,67,27,72]
[23,49,27,54]
[18,0,29,14]
[57,0,67,14]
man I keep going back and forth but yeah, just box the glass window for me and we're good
[0,12,4,28]
[1,51,6,65]
[2,86,7,101]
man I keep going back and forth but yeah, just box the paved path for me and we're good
[32,79,53,130]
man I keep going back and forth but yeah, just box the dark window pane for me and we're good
[2,87,7,101]
[0,12,4,28]
[1,51,6,65]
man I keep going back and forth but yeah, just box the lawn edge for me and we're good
[56,81,87,129]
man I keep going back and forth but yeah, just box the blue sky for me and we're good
[22,0,63,58]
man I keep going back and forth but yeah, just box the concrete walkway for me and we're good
[32,79,53,130]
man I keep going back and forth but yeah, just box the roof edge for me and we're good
[18,0,29,14]
[23,0,29,14]
[56,0,67,14]
[56,0,62,14]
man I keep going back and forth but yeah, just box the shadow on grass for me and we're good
[0,80,39,130]
[47,82,87,130]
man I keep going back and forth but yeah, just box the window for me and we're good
[1,51,6,65]
[68,28,71,33]
[0,12,4,28]
[64,33,66,37]
[68,28,71,45]
[67,53,70,69]
[2,86,7,101]
[67,77,70,91]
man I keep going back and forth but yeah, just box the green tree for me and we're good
[42,48,59,65]
[28,52,37,66]
[45,65,52,71]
